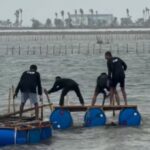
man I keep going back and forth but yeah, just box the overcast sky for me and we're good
[0,0,150,26]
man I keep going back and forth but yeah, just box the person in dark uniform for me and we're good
[13,65,42,119]
[44,76,84,106]
[91,73,110,106]
[105,51,127,105]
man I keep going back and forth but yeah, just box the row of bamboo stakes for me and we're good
[5,42,150,56]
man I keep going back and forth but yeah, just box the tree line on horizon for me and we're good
[0,8,150,28]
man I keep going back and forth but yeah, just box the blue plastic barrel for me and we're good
[41,127,52,140]
[119,108,141,126]
[84,108,106,127]
[27,128,41,144]
[16,130,27,144]
[50,108,73,129]
[0,129,15,146]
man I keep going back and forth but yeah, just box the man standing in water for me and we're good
[105,51,127,105]
[13,65,42,120]
[44,76,84,106]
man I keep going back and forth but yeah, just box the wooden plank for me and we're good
[0,104,138,118]
[53,105,137,112]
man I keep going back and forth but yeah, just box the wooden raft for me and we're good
[0,115,51,129]
[53,105,137,112]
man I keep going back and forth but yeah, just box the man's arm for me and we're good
[37,72,42,95]
[120,58,127,71]
[107,60,112,79]
[48,81,62,93]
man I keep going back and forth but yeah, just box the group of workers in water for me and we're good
[13,51,127,120]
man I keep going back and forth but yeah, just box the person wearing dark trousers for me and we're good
[44,76,84,106]
[91,72,110,106]
[105,51,127,105]
[13,65,42,120]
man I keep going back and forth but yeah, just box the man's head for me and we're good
[30,64,37,71]
[105,51,112,60]
[55,76,61,81]
[101,72,107,76]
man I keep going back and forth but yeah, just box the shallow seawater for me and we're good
[0,32,150,150]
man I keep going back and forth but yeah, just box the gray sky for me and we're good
[0,0,150,26]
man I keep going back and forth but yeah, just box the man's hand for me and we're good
[13,93,17,99]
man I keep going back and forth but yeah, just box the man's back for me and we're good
[97,73,108,89]
[107,57,127,78]
[48,78,79,93]
[18,70,42,94]
[57,78,78,88]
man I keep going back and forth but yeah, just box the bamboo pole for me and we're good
[143,42,145,53]
[12,85,16,113]
[18,45,21,55]
[136,43,138,53]
[8,88,11,113]
[65,44,67,55]
[40,98,43,120]
[93,43,95,54]
[117,44,119,54]
[12,47,14,55]
[44,90,53,111]
[71,44,73,54]
[40,46,42,55]
[27,46,29,55]
[53,45,55,55]
[99,44,101,54]
[126,44,128,53]
[6,45,8,55]
[87,43,90,54]
[59,44,61,55]
[46,45,49,55]
[78,43,80,54]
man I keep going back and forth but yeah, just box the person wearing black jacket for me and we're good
[91,72,110,106]
[105,51,127,105]
[44,76,84,106]
[13,65,42,119]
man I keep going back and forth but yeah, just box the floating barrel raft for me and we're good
[0,119,52,147]
[84,108,106,127]
[50,108,73,129]
[119,108,141,126]
[50,105,141,128]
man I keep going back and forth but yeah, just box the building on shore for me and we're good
[120,17,134,27]
[69,14,114,28]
